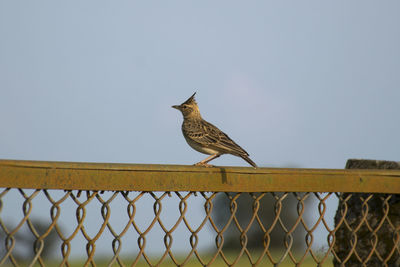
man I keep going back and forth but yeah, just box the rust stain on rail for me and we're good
[0,159,399,193]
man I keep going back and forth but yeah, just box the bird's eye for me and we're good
[182,105,187,109]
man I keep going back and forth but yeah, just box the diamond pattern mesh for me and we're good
[0,189,399,266]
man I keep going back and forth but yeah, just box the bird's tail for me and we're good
[240,155,258,168]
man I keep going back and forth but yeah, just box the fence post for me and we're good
[333,159,400,266]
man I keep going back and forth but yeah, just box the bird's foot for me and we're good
[194,162,214,167]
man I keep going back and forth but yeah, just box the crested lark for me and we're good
[172,93,257,168]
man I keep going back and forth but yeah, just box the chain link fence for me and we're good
[0,160,399,266]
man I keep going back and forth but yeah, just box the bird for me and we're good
[172,92,257,168]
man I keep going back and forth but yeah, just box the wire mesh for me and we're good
[0,189,399,266]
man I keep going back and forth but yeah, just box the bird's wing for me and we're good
[184,120,249,156]
[184,121,219,146]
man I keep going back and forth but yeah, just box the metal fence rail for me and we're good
[0,160,399,266]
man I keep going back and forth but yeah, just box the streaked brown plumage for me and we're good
[172,92,257,168]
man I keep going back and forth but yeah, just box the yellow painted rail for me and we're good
[0,159,399,193]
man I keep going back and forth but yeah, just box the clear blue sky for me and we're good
[1,1,399,168]
[1,0,399,258]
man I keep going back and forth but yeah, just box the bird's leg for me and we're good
[195,154,221,167]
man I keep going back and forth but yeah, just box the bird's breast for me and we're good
[183,135,219,155]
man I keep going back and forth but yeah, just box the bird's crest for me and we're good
[183,92,197,105]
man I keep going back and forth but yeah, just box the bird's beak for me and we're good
[172,105,180,110]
